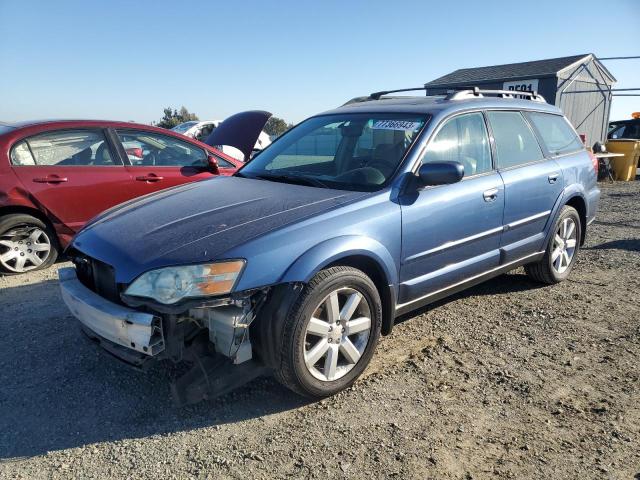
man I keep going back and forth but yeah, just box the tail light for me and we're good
[588,151,598,174]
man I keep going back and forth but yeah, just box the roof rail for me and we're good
[445,87,546,103]
[342,85,546,106]
[368,87,428,100]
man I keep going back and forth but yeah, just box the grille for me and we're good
[73,254,121,304]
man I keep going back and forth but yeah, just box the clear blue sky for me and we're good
[1,0,638,125]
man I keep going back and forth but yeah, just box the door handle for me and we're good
[548,173,560,184]
[135,174,164,182]
[483,188,499,202]
[33,176,68,184]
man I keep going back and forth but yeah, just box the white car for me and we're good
[172,120,271,161]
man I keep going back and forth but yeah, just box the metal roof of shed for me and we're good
[425,53,616,87]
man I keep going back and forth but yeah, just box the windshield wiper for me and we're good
[251,173,330,188]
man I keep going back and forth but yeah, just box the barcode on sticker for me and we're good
[372,120,421,131]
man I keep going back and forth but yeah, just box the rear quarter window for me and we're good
[527,112,583,156]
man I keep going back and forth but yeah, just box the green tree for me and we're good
[264,116,293,137]
[155,106,199,129]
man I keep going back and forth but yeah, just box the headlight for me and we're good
[125,260,245,305]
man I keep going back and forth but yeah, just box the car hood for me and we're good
[72,176,366,283]
[204,110,271,161]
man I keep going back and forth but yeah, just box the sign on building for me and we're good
[503,79,539,98]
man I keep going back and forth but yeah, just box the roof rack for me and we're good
[445,87,546,103]
[343,85,546,106]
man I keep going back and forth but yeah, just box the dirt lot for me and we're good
[0,181,638,479]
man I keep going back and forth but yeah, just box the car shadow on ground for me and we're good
[593,219,640,230]
[586,238,640,252]
[0,279,310,460]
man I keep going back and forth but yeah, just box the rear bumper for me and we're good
[59,267,165,357]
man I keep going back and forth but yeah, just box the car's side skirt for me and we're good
[394,250,545,317]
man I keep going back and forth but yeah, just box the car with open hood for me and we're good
[172,119,272,160]
[59,88,600,403]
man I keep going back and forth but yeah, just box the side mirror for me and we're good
[207,155,220,175]
[418,161,464,186]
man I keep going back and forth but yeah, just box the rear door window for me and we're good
[486,111,544,169]
[11,130,117,166]
[527,112,583,155]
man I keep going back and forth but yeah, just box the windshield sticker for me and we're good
[372,120,422,131]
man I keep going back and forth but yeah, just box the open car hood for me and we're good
[204,110,272,161]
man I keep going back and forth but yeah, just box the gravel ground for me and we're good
[0,181,638,479]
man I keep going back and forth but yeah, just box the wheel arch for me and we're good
[280,236,399,335]
[564,195,587,245]
[0,205,56,233]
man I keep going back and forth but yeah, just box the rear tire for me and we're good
[274,266,382,398]
[0,214,58,275]
[525,206,581,284]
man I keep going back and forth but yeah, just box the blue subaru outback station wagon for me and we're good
[60,88,599,402]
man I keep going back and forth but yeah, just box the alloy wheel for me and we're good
[551,217,577,274]
[303,287,372,382]
[0,225,52,273]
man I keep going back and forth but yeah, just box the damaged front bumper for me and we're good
[59,267,164,359]
[59,266,272,404]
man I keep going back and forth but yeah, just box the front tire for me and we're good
[525,205,581,284]
[0,214,58,275]
[274,266,382,398]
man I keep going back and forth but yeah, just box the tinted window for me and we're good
[527,112,583,155]
[424,112,492,176]
[11,130,116,166]
[239,113,427,191]
[608,124,627,139]
[116,130,208,167]
[608,122,640,140]
[486,111,544,168]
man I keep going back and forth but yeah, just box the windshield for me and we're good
[171,121,198,133]
[237,113,427,191]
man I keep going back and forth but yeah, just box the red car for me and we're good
[0,120,242,274]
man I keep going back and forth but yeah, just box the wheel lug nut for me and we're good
[20,252,25,256]
[328,338,332,343]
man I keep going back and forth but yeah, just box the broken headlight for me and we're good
[125,260,245,305]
